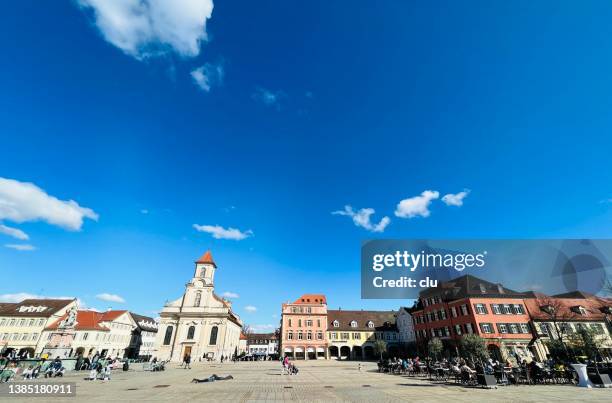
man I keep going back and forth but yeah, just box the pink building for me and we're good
[280,294,328,359]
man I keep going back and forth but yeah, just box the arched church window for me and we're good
[187,326,195,340]
[194,291,202,307]
[209,326,218,345]
[163,326,173,345]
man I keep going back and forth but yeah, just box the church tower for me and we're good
[193,250,217,285]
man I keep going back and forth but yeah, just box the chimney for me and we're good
[497,284,504,294]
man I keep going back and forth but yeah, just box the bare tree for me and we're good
[535,295,576,357]
[242,324,253,334]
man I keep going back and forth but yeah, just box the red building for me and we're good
[410,275,533,362]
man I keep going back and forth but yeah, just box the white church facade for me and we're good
[154,251,243,362]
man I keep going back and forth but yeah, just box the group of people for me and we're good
[280,355,298,375]
[0,356,65,381]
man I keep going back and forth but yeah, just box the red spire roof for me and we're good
[196,250,217,267]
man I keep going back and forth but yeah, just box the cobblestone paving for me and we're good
[13,360,612,402]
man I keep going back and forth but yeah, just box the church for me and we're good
[155,251,243,362]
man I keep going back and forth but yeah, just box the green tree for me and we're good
[459,334,489,363]
[428,338,443,361]
[571,325,603,373]
[374,340,387,360]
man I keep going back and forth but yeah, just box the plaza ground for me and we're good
[13,360,612,402]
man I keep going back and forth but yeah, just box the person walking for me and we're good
[183,354,191,369]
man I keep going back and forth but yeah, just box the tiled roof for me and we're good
[0,299,75,317]
[45,310,110,332]
[419,275,526,300]
[130,313,159,332]
[524,294,611,322]
[292,294,327,305]
[100,310,128,322]
[246,333,277,341]
[196,250,216,267]
[327,310,397,331]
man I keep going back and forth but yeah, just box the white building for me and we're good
[128,313,158,360]
[155,250,243,362]
[38,310,137,359]
[246,333,278,358]
[0,299,77,357]
[397,307,416,343]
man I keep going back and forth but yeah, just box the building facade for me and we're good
[524,291,612,361]
[327,310,399,360]
[246,333,278,358]
[0,298,77,357]
[397,307,416,344]
[38,310,138,359]
[127,313,158,360]
[155,251,243,362]
[280,294,328,359]
[411,275,534,363]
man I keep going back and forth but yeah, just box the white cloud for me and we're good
[252,87,284,107]
[4,244,36,251]
[251,324,275,332]
[193,224,253,240]
[140,209,149,214]
[0,224,29,240]
[221,291,239,298]
[0,177,98,231]
[332,205,390,233]
[95,293,126,303]
[441,189,470,207]
[191,62,224,92]
[244,305,257,313]
[77,0,214,60]
[395,190,440,218]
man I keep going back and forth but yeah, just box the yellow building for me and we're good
[326,310,399,360]
[0,298,77,357]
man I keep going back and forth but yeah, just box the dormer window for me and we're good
[332,320,339,328]
[479,283,487,294]
[350,320,357,328]
[571,306,588,316]
[367,321,374,328]
[540,305,555,315]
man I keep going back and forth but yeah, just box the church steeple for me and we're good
[194,250,217,285]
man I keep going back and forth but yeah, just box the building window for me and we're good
[28,319,34,326]
[454,324,462,335]
[317,332,323,340]
[317,319,321,327]
[367,321,374,328]
[306,320,312,327]
[509,324,519,334]
[209,326,218,345]
[480,323,493,334]
[560,323,574,334]
[287,319,292,327]
[306,307,312,313]
[332,320,339,328]
[491,304,501,315]
[341,332,349,340]
[513,304,524,314]
[466,323,474,334]
[502,304,512,315]
[474,304,488,314]
[440,310,447,320]
[497,323,508,334]
[450,307,457,318]
[520,323,530,334]
[460,305,468,315]
[298,331,303,340]
[187,326,195,340]
[353,332,361,339]
[298,319,302,327]
[83,332,89,341]
[287,331,293,340]
[590,323,604,334]
[307,332,312,340]
[194,291,202,307]
[163,326,173,345]
[330,332,337,340]
[350,320,357,328]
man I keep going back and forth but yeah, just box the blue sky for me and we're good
[1,1,612,332]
